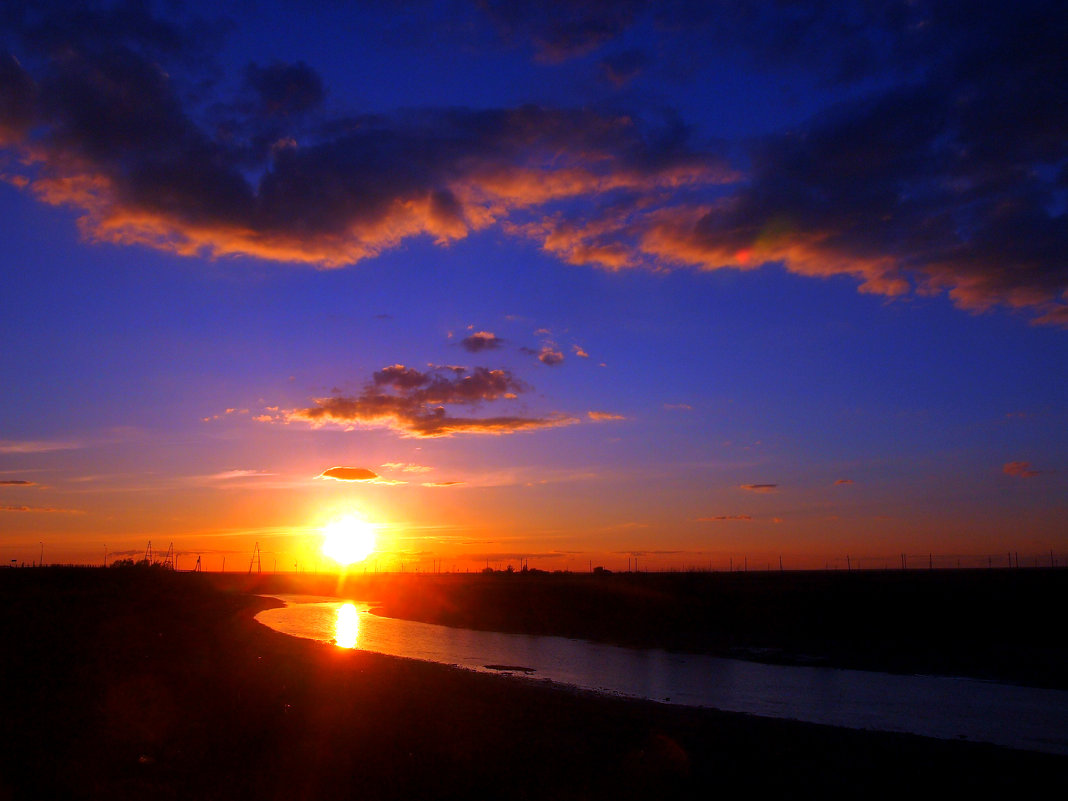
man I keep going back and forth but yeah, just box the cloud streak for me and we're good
[1003,461,1045,479]
[587,411,624,422]
[0,504,82,514]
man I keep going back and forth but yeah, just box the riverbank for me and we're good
[220,567,1068,689]
[1,567,1065,799]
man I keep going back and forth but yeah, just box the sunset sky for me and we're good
[2,1,1065,571]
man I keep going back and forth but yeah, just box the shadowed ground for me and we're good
[0,567,1064,800]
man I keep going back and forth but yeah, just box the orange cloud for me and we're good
[834,479,854,485]
[587,411,625,422]
[319,467,381,482]
[0,480,37,486]
[538,344,564,366]
[285,364,578,438]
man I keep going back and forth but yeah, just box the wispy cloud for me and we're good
[1,505,83,514]
[381,462,433,473]
[0,439,82,454]
[422,481,465,487]
[587,411,625,422]
[209,469,276,481]
[696,515,752,522]
[834,479,854,486]
[0,479,37,486]
[740,483,778,493]
[1003,461,1047,478]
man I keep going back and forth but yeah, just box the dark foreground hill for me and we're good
[1,567,1065,800]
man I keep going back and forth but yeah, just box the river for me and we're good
[255,595,1068,756]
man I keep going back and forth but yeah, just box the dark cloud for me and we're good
[0,1,726,268]
[0,479,36,485]
[0,51,35,140]
[599,48,647,86]
[244,61,324,119]
[740,483,777,493]
[460,331,505,352]
[478,0,646,62]
[834,479,854,486]
[696,514,752,521]
[633,2,1068,324]
[319,466,381,482]
[0,1,1064,325]
[286,364,578,437]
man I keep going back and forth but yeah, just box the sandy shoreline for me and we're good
[1,568,1065,799]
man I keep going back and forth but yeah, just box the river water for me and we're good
[255,596,1068,756]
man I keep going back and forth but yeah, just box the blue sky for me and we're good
[1,1,1065,570]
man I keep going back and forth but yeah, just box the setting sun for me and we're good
[322,515,377,566]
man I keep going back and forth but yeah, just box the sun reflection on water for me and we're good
[334,603,359,649]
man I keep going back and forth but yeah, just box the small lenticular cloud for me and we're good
[834,479,854,485]
[740,483,778,493]
[319,466,380,482]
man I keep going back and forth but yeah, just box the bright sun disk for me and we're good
[322,515,377,565]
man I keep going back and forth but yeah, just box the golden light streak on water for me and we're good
[334,602,359,648]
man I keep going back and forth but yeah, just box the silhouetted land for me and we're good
[1,568,1065,800]
[229,566,1068,688]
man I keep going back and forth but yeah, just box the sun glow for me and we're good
[321,515,377,565]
